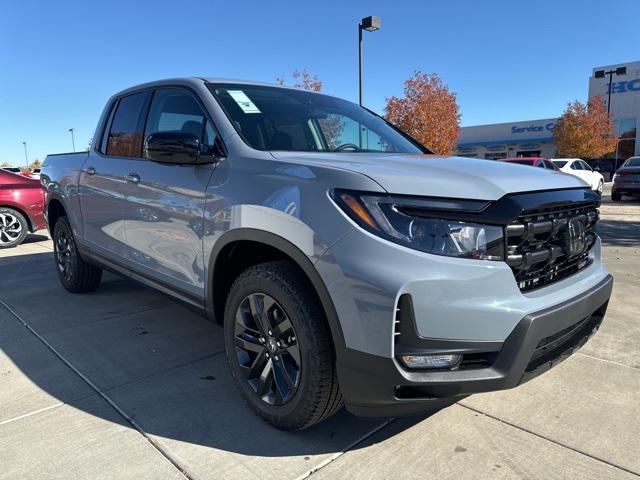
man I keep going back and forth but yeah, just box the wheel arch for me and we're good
[207,228,345,349]
[0,203,36,232]
[46,197,67,233]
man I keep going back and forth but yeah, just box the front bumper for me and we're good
[338,274,612,417]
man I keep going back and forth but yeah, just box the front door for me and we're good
[121,87,219,297]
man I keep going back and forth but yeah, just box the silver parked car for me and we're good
[42,78,613,430]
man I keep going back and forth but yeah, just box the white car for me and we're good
[551,158,604,194]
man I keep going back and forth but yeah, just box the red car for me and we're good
[0,169,46,248]
[499,157,560,171]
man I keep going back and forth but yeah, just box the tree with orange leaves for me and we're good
[384,72,460,155]
[553,94,618,158]
[276,69,322,92]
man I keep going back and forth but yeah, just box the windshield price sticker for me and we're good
[228,90,261,114]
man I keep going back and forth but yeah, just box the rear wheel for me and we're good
[611,191,622,202]
[53,216,103,293]
[224,261,343,430]
[0,208,28,249]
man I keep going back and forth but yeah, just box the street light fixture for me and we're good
[358,16,381,106]
[68,128,76,152]
[595,66,627,116]
[22,141,28,168]
[595,66,627,170]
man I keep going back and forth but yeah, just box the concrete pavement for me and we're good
[0,194,638,479]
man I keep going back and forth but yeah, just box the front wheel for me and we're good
[223,261,343,430]
[53,216,103,293]
[0,208,28,249]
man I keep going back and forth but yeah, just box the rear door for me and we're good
[79,91,148,258]
[569,160,590,185]
[579,160,596,188]
[121,87,219,298]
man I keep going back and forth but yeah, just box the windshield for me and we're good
[553,160,568,168]
[624,158,640,167]
[208,83,425,154]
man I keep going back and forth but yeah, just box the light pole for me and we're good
[595,66,627,170]
[358,16,381,107]
[22,141,28,168]
[595,66,627,117]
[68,128,76,152]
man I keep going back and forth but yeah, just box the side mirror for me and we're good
[144,131,200,164]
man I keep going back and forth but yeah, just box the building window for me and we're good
[484,152,507,160]
[517,150,541,158]
[610,118,637,164]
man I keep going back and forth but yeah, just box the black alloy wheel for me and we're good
[233,293,301,405]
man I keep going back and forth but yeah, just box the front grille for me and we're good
[506,201,599,292]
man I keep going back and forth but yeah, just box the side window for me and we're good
[581,161,592,171]
[106,93,147,157]
[536,161,546,168]
[570,161,581,170]
[145,88,218,150]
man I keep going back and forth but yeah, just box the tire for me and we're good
[597,180,604,195]
[53,216,103,293]
[611,191,622,202]
[224,261,343,430]
[0,207,29,249]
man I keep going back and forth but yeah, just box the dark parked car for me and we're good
[0,169,46,248]
[612,156,640,201]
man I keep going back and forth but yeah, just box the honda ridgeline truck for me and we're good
[42,78,613,430]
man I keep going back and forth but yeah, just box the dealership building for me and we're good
[456,61,640,162]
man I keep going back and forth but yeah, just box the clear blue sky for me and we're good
[1,0,638,165]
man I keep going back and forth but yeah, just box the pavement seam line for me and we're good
[0,300,192,480]
[575,351,640,371]
[292,418,396,480]
[458,403,640,478]
[0,402,64,426]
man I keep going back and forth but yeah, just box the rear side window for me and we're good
[106,92,147,158]
[145,88,218,150]
[570,161,582,170]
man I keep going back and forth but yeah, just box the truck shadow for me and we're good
[0,250,433,463]
[597,219,640,248]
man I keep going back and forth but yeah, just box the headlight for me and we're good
[332,190,504,261]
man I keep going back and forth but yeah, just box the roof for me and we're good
[114,77,330,99]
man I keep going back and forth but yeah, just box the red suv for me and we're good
[0,169,46,248]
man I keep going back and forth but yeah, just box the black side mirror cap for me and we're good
[144,131,201,164]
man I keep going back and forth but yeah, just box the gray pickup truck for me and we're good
[42,78,613,430]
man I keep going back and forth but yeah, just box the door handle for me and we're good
[84,166,96,175]
[126,172,140,184]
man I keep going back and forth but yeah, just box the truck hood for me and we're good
[270,152,588,200]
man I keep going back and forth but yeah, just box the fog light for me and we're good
[401,354,462,369]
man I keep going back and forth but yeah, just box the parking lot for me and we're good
[1,188,638,480]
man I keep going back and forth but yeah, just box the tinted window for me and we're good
[580,160,592,171]
[554,160,567,168]
[106,93,147,157]
[624,157,640,167]
[570,161,582,170]
[536,161,545,168]
[145,88,217,150]
[544,161,556,170]
[209,83,423,154]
